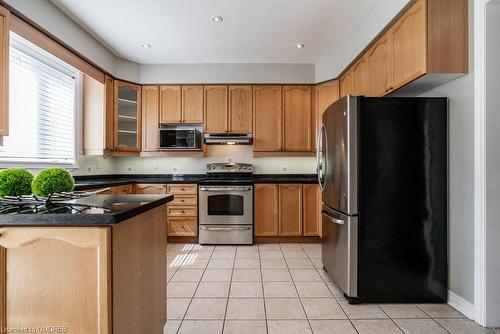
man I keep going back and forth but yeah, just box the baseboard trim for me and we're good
[448,290,474,320]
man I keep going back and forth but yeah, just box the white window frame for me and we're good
[0,32,82,170]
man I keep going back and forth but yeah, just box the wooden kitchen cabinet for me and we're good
[114,80,141,152]
[115,184,133,195]
[254,184,280,236]
[340,68,354,98]
[0,5,8,137]
[182,85,204,123]
[279,184,303,236]
[104,75,115,151]
[367,33,393,96]
[389,0,427,89]
[159,85,182,123]
[352,55,369,96]
[134,183,167,194]
[253,85,283,152]
[229,85,253,133]
[312,80,340,149]
[303,184,321,237]
[141,86,159,152]
[166,183,198,237]
[204,85,228,133]
[283,85,312,151]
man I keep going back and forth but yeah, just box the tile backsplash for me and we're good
[74,146,316,176]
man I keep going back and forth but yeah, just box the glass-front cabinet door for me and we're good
[114,81,141,151]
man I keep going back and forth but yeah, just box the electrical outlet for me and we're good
[280,165,289,173]
[153,159,159,169]
[86,166,93,174]
[126,165,134,172]
[227,157,233,163]
[171,165,179,174]
[96,157,102,170]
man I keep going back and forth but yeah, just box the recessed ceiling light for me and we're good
[142,43,151,49]
[211,16,224,23]
[295,43,305,49]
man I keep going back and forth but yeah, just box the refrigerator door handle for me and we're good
[322,212,345,225]
[316,123,327,191]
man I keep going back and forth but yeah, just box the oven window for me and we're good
[207,194,244,215]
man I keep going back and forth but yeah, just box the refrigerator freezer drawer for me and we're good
[322,208,358,298]
[199,225,253,245]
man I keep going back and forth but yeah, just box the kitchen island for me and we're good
[0,194,173,334]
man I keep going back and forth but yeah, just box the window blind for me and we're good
[0,33,78,166]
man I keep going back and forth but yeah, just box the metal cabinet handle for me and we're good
[199,186,252,192]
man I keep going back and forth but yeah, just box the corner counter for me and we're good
[0,194,173,334]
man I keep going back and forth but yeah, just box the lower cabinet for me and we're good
[254,183,320,237]
[165,184,198,237]
[87,184,133,195]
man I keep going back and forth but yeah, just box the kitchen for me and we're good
[0,0,498,333]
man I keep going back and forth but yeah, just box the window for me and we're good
[0,32,80,167]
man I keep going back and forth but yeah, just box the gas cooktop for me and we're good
[200,163,253,186]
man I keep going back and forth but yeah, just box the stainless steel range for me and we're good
[198,163,253,245]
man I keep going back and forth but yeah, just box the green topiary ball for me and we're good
[0,168,34,197]
[32,168,75,197]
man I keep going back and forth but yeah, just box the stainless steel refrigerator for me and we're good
[317,96,448,304]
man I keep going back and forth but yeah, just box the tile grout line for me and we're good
[258,244,269,334]
[281,243,314,333]
[175,244,215,334]
[221,246,237,333]
[301,242,360,334]
[414,304,455,334]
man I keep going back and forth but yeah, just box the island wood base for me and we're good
[0,206,166,334]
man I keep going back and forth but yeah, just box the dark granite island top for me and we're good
[0,194,174,226]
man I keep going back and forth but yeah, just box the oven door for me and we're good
[198,185,253,225]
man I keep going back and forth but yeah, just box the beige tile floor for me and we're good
[165,243,496,334]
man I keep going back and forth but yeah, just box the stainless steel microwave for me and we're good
[159,128,202,149]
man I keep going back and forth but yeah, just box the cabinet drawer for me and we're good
[134,183,167,194]
[115,184,132,195]
[166,184,197,195]
[168,218,197,237]
[168,194,197,206]
[167,206,197,217]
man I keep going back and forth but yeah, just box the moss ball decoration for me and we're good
[0,168,34,197]
[31,168,75,197]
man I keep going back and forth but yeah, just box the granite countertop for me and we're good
[74,174,318,190]
[0,194,173,226]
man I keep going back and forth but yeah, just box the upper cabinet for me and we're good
[339,68,354,98]
[104,75,115,151]
[159,86,181,123]
[389,0,427,89]
[253,85,283,152]
[344,0,467,97]
[283,85,312,151]
[367,33,393,97]
[204,85,228,133]
[352,55,369,96]
[142,86,159,152]
[229,85,253,133]
[182,86,204,123]
[114,80,141,151]
[314,80,339,151]
[0,5,9,137]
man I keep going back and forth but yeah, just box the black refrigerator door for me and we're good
[357,97,448,303]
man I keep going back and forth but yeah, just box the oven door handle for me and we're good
[200,226,252,231]
[199,186,252,192]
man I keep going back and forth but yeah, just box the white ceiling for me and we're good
[49,0,382,65]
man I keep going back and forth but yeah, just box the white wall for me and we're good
[415,0,475,305]
[116,58,141,83]
[485,1,500,325]
[140,63,315,84]
[73,146,316,176]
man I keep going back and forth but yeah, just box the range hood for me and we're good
[204,133,253,145]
